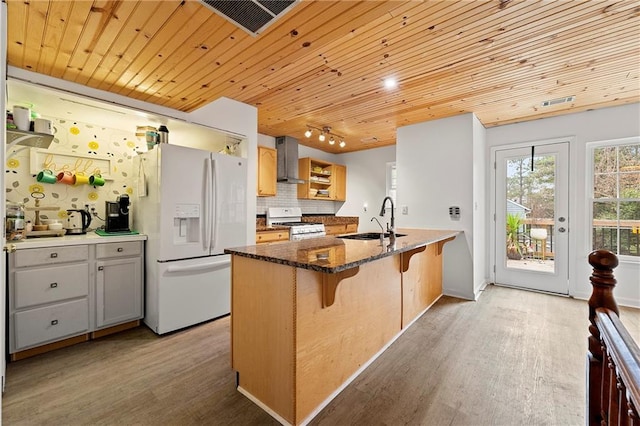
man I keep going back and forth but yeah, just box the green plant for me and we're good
[506,213,523,260]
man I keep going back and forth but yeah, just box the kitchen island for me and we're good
[225,229,459,426]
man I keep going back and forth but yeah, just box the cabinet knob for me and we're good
[51,319,58,326]
[117,247,124,252]
[50,282,58,288]
[98,266,104,271]
[50,252,58,258]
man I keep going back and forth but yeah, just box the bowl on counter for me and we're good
[48,223,63,230]
[33,224,48,231]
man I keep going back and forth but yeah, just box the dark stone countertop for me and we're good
[302,215,359,225]
[256,216,358,231]
[225,228,460,273]
[255,224,290,232]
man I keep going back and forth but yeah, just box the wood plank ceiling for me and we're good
[6,0,640,153]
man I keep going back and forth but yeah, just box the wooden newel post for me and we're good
[586,249,619,426]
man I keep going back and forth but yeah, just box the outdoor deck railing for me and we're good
[515,219,640,259]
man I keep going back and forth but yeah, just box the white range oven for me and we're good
[266,207,326,240]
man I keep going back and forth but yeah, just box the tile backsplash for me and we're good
[6,116,140,224]
[256,182,340,215]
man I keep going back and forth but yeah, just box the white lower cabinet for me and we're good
[9,246,90,353]
[14,299,89,350]
[95,242,143,328]
[8,238,144,356]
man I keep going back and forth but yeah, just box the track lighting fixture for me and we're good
[304,125,346,148]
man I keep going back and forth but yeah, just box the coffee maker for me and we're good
[105,194,130,233]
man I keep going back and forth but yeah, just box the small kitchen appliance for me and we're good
[105,194,130,232]
[266,207,325,240]
[65,208,92,234]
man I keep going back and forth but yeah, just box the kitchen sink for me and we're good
[337,232,407,240]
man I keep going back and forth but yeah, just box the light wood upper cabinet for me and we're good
[257,146,277,197]
[332,164,346,201]
[297,157,347,201]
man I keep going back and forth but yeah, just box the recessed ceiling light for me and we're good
[383,77,397,89]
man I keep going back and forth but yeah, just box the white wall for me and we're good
[472,115,488,297]
[487,103,640,307]
[396,113,485,300]
[188,97,258,241]
[335,146,396,232]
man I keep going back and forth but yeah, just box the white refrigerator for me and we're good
[134,143,247,334]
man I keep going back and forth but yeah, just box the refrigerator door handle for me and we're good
[203,158,213,251]
[165,258,230,273]
[211,158,218,251]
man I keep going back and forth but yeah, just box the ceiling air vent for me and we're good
[541,95,575,107]
[200,0,298,36]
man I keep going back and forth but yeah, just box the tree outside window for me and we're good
[592,142,640,258]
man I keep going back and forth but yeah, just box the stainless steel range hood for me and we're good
[276,136,304,184]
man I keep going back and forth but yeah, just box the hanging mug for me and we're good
[56,171,74,185]
[73,172,90,186]
[90,174,105,186]
[37,169,57,184]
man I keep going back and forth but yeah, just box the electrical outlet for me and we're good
[402,205,408,215]
[86,203,96,211]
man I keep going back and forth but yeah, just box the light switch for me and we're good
[449,206,460,220]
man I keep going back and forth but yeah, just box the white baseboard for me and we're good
[572,291,640,309]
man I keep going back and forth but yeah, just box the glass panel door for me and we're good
[495,142,569,294]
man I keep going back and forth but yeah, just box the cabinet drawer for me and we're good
[14,299,89,351]
[14,264,89,309]
[256,230,289,243]
[324,224,346,235]
[96,241,142,259]
[345,223,358,233]
[14,245,89,267]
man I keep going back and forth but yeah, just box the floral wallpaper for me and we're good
[6,117,144,225]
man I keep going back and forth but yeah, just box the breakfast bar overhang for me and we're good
[225,229,459,425]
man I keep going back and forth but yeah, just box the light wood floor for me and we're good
[3,285,639,426]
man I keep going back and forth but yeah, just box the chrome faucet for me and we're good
[379,196,396,243]
[371,217,385,245]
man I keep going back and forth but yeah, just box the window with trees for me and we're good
[590,139,640,259]
[386,162,397,205]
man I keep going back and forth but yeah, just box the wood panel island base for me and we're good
[225,229,459,425]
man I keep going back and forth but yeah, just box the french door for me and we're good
[494,142,569,294]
